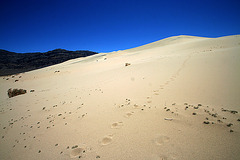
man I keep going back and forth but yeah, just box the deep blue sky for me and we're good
[0,0,239,53]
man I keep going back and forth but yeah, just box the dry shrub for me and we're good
[8,88,27,98]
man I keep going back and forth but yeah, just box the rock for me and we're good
[203,121,210,124]
[221,108,238,114]
[192,112,197,115]
[227,123,233,127]
[125,63,131,66]
[212,113,217,117]
[230,110,238,114]
[72,145,78,149]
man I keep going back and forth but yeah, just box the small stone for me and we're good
[55,144,58,146]
[125,63,131,66]
[237,119,240,121]
[227,123,233,127]
[38,150,41,153]
[72,145,78,149]
[203,121,210,124]
[166,109,170,111]
[230,110,238,114]
[192,113,197,115]
[230,129,234,133]
[96,155,100,158]
[212,113,217,117]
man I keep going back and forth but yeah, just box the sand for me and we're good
[0,35,240,160]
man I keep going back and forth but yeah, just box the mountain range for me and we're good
[0,49,98,76]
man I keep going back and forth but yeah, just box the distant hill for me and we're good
[0,49,98,76]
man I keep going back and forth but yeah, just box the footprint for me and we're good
[70,147,85,158]
[154,135,170,145]
[111,122,123,129]
[100,135,113,145]
[125,112,134,118]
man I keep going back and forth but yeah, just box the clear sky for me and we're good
[0,0,239,53]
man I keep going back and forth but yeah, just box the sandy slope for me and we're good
[0,35,240,160]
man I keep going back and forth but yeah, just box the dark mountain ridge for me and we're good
[0,49,98,76]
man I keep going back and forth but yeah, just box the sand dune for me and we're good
[0,35,240,160]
